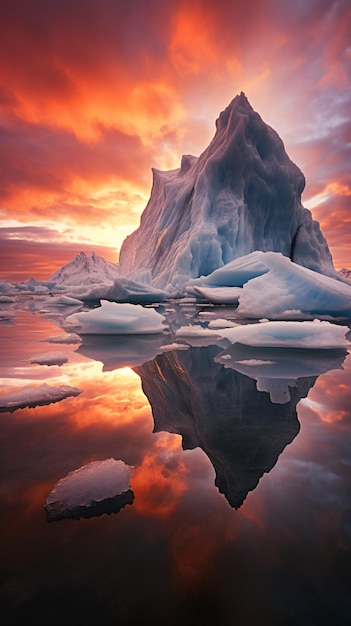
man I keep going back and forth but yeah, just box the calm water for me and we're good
[1,298,351,625]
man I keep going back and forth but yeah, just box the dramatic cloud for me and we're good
[0,0,350,278]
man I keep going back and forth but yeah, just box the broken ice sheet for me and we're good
[45,459,134,521]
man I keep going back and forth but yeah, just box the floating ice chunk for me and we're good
[159,342,190,351]
[30,352,68,366]
[237,253,351,319]
[45,459,134,521]
[0,383,81,412]
[75,277,169,303]
[216,319,351,350]
[45,333,82,344]
[175,324,223,347]
[175,325,221,337]
[65,301,167,335]
[0,310,14,320]
[43,295,83,306]
[0,280,16,295]
[189,251,351,319]
[208,319,238,329]
[0,295,15,303]
[192,286,242,304]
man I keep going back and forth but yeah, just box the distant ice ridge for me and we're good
[48,251,120,286]
[119,92,336,295]
[189,251,351,319]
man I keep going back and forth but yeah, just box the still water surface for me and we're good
[1,300,351,625]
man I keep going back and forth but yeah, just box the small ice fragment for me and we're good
[45,459,134,521]
[30,352,68,366]
[0,383,81,412]
[44,333,82,344]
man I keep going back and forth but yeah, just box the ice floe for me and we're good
[45,458,134,521]
[0,383,81,412]
[65,301,167,335]
[30,352,68,366]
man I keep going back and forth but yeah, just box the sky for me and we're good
[0,0,350,281]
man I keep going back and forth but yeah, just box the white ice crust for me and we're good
[65,300,167,335]
[190,251,351,319]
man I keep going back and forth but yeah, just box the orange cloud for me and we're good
[0,0,350,279]
[132,433,188,516]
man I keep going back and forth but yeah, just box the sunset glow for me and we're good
[0,0,350,279]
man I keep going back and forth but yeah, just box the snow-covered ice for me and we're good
[48,251,120,286]
[65,300,167,335]
[207,319,238,329]
[190,251,351,318]
[45,458,134,521]
[0,383,81,412]
[192,286,242,304]
[30,352,68,366]
[216,319,351,350]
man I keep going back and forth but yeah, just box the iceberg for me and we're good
[45,458,134,521]
[190,251,351,319]
[0,383,81,412]
[65,300,167,335]
[119,92,336,295]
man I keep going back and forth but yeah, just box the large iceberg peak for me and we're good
[118,93,335,295]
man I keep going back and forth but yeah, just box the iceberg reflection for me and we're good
[214,344,348,404]
[135,344,347,508]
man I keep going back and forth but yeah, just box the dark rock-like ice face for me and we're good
[135,345,320,509]
[119,93,334,294]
